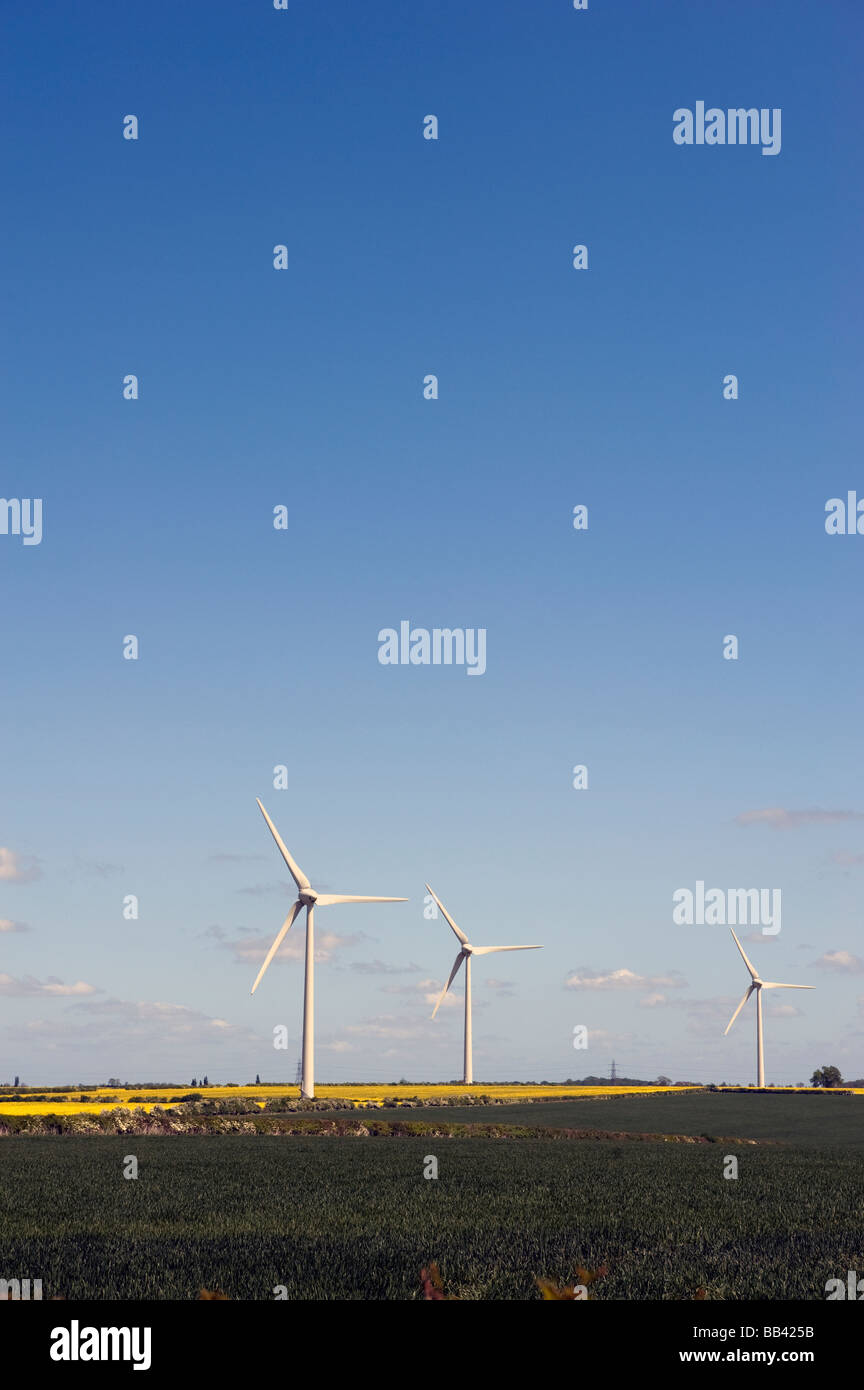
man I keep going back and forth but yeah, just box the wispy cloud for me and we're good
[664,994,807,1038]
[736,808,864,830]
[0,919,30,934]
[217,929,364,966]
[380,977,464,1009]
[8,998,262,1059]
[349,959,425,976]
[0,848,41,883]
[202,924,257,943]
[809,950,864,974]
[343,1012,457,1042]
[769,1003,804,1018]
[0,974,98,998]
[71,859,124,879]
[565,968,687,992]
[665,996,744,1037]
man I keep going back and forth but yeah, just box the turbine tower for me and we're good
[251,799,406,1099]
[426,883,542,1085]
[724,928,814,1087]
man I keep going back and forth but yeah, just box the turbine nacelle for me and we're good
[250,800,407,1001]
[425,882,544,1055]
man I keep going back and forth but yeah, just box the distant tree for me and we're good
[255,1074,261,1085]
[191,1078,197,1087]
[810,1065,843,1088]
[107,1077,121,1088]
[13,1076,19,1087]
[202,1075,209,1087]
[655,1075,672,1085]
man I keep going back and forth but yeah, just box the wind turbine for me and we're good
[724,928,814,1087]
[426,883,542,1085]
[251,799,407,1099]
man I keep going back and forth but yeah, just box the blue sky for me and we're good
[1,0,862,1085]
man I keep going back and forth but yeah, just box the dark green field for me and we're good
[0,1094,861,1300]
[359,1090,864,1147]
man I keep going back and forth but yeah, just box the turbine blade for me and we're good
[431,951,466,1019]
[314,894,408,906]
[470,945,543,955]
[761,982,815,990]
[424,883,468,945]
[729,928,759,980]
[256,799,310,890]
[250,900,303,994]
[724,984,755,1035]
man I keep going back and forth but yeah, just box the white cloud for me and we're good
[3,997,264,1070]
[0,974,97,998]
[810,950,864,974]
[379,977,463,1010]
[0,848,41,883]
[220,929,364,966]
[350,959,424,976]
[565,967,687,991]
[343,1011,460,1044]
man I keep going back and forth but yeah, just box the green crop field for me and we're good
[1,1092,862,1300]
[342,1090,864,1147]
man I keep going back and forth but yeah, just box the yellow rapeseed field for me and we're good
[5,1083,857,1116]
[0,1083,698,1114]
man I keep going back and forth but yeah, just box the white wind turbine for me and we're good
[724,928,814,1087]
[250,799,407,1099]
[426,883,542,1085]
